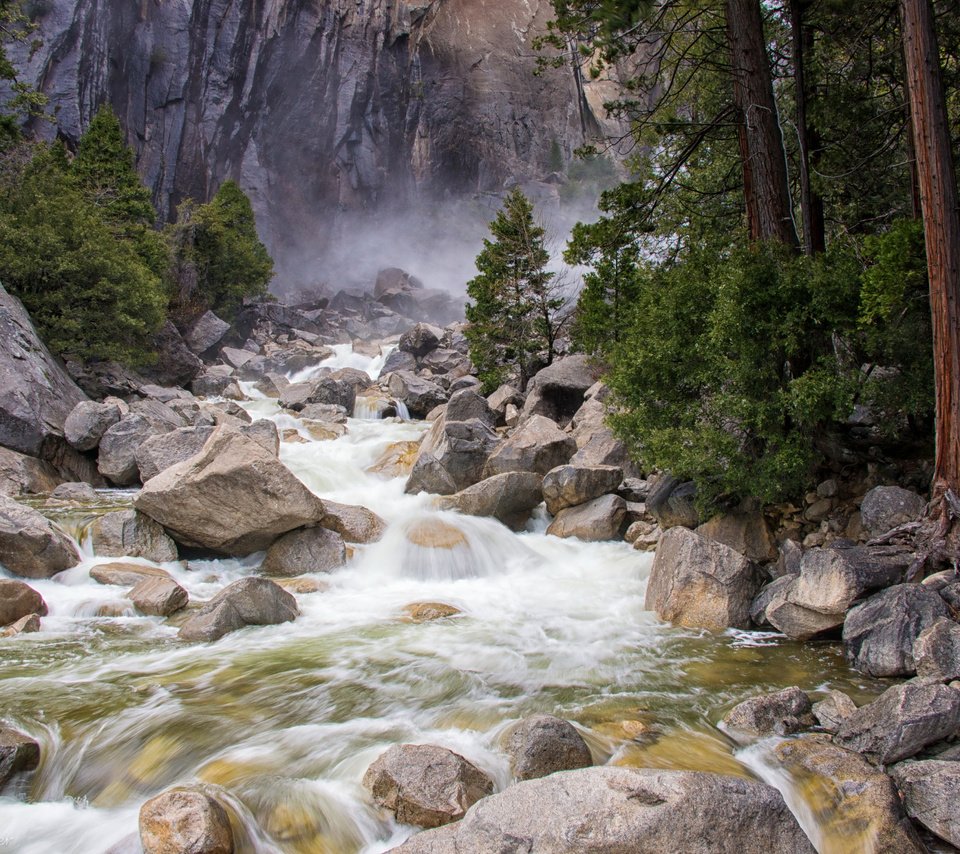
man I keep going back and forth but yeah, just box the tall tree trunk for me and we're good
[726,0,799,248]
[901,0,960,499]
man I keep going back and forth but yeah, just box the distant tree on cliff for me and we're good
[167,180,273,320]
[0,0,47,148]
[465,189,566,392]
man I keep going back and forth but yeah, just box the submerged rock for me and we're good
[0,578,48,627]
[139,788,234,854]
[178,577,299,642]
[0,494,80,578]
[504,714,592,781]
[0,726,40,790]
[89,510,179,563]
[402,602,462,622]
[720,687,814,741]
[90,562,173,587]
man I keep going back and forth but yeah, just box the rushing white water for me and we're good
[0,347,888,854]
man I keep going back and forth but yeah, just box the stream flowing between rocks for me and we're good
[0,347,890,853]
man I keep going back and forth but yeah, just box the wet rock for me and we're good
[63,401,121,452]
[90,562,173,586]
[398,323,443,359]
[183,311,230,355]
[834,680,960,764]
[843,584,950,677]
[914,618,960,682]
[362,743,493,829]
[1,612,41,636]
[387,371,447,418]
[392,767,814,854]
[135,426,216,482]
[367,440,421,478]
[518,356,603,428]
[139,788,234,854]
[772,736,924,852]
[812,689,858,733]
[261,527,347,577]
[505,714,592,781]
[720,687,813,741]
[696,511,776,563]
[444,389,496,427]
[406,415,501,495]
[97,415,166,486]
[546,494,626,542]
[89,510,179,563]
[130,576,189,617]
[437,471,543,531]
[178,577,299,642]
[403,602,461,622]
[890,760,960,847]
[483,415,576,479]
[0,726,40,789]
[135,427,325,556]
[646,526,761,631]
[0,446,61,497]
[0,494,80,578]
[645,475,699,529]
[320,501,387,543]
[250,371,289,399]
[541,464,623,516]
[274,576,329,595]
[0,578,48,626]
[860,485,927,538]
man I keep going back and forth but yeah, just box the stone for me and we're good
[138,788,234,854]
[628,520,662,551]
[142,321,203,387]
[135,426,216,482]
[406,415,501,495]
[420,348,470,376]
[444,388,496,427]
[402,602,461,622]
[764,585,846,641]
[387,371,447,418]
[518,356,603,427]
[771,736,924,852]
[130,576,189,617]
[362,743,493,829]
[90,562,173,586]
[482,415,576,479]
[811,690,858,733]
[890,760,960,848]
[749,575,796,628]
[98,415,167,486]
[274,576,329,595]
[261,526,347,576]
[504,714,592,781]
[240,420,280,456]
[50,482,98,500]
[0,726,40,789]
[368,441,421,478]
[696,511,776,563]
[299,403,348,424]
[843,583,950,677]
[719,687,813,741]
[178,577,299,642]
[183,310,230,354]
[391,767,814,854]
[646,475,699,529]
[914,618,960,682]
[404,456,458,496]
[130,399,188,431]
[89,510,179,563]
[646,526,761,631]
[319,501,386,543]
[190,372,238,398]
[135,427,325,556]
[860,485,927,538]
[437,472,543,531]
[834,680,960,764]
[63,400,121,452]
[220,346,257,371]
[398,323,443,359]
[1,612,41,636]
[0,446,61,497]
[0,494,80,578]
[541,464,623,515]
[0,579,48,626]
[381,349,417,374]
[546,494,626,542]
[486,384,524,421]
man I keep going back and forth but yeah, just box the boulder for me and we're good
[362,743,493,829]
[764,585,847,641]
[486,384,524,422]
[834,680,960,764]
[138,788,234,854]
[438,472,543,531]
[398,323,443,359]
[0,726,41,790]
[546,494,626,542]
[50,482,98,500]
[842,583,950,677]
[628,519,662,552]
[860,485,927,538]
[130,576,189,617]
[375,267,423,299]
[482,415,576,479]
[420,348,470,377]
[541,464,623,516]
[178,577,299,642]
[318,501,386,543]
[0,284,87,457]
[89,510,179,563]
[261,527,347,576]
[250,371,289,399]
[890,760,960,848]
[567,389,638,475]
[914,618,960,682]
[504,715,592,781]
[404,456,458,496]
[406,416,501,495]
[299,403,348,424]
[368,441,423,479]
[811,689,859,733]
[98,415,168,486]
[444,389,496,427]
[646,527,761,631]
[1,613,40,636]
[183,311,230,355]
[63,401,121,452]
[0,494,80,578]
[90,562,173,586]
[129,399,188,431]
[0,578,48,626]
[772,736,924,852]
[0,447,61,497]
[220,346,258,371]
[382,349,417,374]
[719,687,813,741]
[696,512,776,563]
[518,356,603,427]
[190,373,243,399]
[141,321,203,387]
[645,475,699,529]
[134,428,325,556]
[387,371,447,418]
[135,426,216,482]
[392,767,814,854]
[749,575,796,628]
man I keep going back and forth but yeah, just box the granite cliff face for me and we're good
[15,0,622,288]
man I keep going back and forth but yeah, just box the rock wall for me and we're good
[14,0,622,288]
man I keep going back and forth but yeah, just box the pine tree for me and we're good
[465,189,565,392]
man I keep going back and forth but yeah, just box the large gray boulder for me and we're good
[183,310,230,355]
[444,389,496,427]
[88,509,178,563]
[842,584,950,677]
[135,427,325,556]
[914,618,960,682]
[504,715,592,781]
[646,526,761,631]
[260,526,347,576]
[890,760,960,848]
[437,472,543,531]
[645,475,699,529]
[97,414,169,486]
[834,680,960,764]
[406,415,501,495]
[518,356,603,427]
[387,371,448,418]
[319,501,387,543]
[363,743,494,829]
[695,511,776,563]
[541,464,623,515]
[135,426,216,482]
[0,447,61,497]
[0,578,48,626]
[860,485,927,538]
[141,321,203,387]
[129,575,189,617]
[178,576,299,641]
[392,767,814,854]
[398,323,443,359]
[720,687,814,741]
[482,415,576,479]
[0,494,80,578]
[546,494,626,542]
[139,788,234,854]
[63,400,121,452]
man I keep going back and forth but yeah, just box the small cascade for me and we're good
[286,342,394,384]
